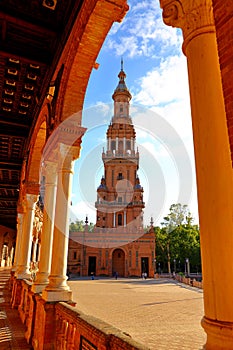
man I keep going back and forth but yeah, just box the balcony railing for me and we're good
[55,302,148,350]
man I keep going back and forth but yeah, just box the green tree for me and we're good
[69,219,94,232]
[155,204,201,274]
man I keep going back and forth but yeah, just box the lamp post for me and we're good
[185,258,189,277]
[154,258,156,275]
[173,259,176,273]
[186,258,190,276]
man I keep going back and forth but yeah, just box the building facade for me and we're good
[68,63,155,278]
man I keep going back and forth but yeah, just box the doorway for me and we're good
[88,256,96,276]
[141,257,149,277]
[112,249,125,277]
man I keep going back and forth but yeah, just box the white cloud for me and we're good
[134,55,189,106]
[104,0,182,58]
[70,201,96,224]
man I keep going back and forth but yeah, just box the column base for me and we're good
[32,272,50,293]
[202,316,233,349]
[31,283,47,294]
[42,288,72,302]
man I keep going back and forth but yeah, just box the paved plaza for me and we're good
[68,277,206,350]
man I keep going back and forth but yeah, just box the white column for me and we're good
[12,211,24,272]
[113,212,116,228]
[32,162,57,293]
[124,211,127,227]
[16,194,38,279]
[123,137,126,152]
[116,137,119,151]
[131,137,134,151]
[42,145,79,302]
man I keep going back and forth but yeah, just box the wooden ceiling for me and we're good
[0,0,84,229]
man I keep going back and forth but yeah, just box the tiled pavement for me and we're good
[69,277,206,350]
[0,268,32,350]
[0,269,206,350]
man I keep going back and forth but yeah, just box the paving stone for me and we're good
[69,277,206,350]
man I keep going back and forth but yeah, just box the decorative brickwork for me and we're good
[213,0,233,166]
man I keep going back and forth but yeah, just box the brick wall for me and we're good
[213,0,233,165]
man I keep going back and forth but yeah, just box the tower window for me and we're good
[111,140,116,150]
[120,105,123,112]
[73,252,77,260]
[118,214,122,226]
[118,197,122,203]
[118,172,123,180]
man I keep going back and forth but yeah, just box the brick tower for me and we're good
[68,62,155,278]
[95,60,145,232]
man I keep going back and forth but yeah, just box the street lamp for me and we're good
[154,258,156,275]
[186,258,190,276]
[185,258,189,276]
[173,259,176,273]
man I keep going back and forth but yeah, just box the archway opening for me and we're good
[112,248,125,277]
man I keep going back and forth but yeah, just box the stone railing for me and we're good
[55,302,149,350]
[157,273,203,289]
[175,274,203,289]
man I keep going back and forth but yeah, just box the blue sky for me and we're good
[70,0,198,226]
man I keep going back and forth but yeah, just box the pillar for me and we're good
[159,0,233,348]
[42,144,80,302]
[16,194,38,279]
[32,161,57,293]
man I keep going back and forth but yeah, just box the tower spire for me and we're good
[121,57,123,71]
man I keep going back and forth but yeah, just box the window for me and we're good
[118,197,122,203]
[118,172,123,180]
[120,105,123,112]
[111,140,116,150]
[118,214,122,226]
[73,251,77,260]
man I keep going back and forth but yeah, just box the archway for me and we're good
[112,248,125,277]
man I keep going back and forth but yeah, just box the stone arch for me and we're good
[112,248,125,277]
[26,104,48,188]
[51,0,129,126]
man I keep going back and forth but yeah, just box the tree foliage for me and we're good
[155,204,201,274]
[69,219,94,232]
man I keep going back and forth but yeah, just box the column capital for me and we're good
[43,123,86,163]
[57,143,81,173]
[43,161,58,183]
[25,193,39,210]
[159,0,215,53]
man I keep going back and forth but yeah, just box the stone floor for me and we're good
[0,269,206,350]
[0,268,32,349]
[68,277,206,350]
